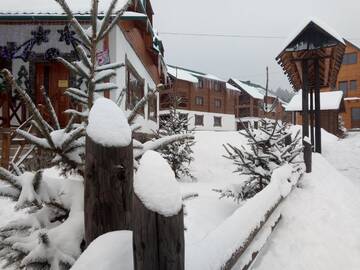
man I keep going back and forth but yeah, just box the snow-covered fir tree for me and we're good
[0,0,193,269]
[158,96,195,180]
[215,119,303,202]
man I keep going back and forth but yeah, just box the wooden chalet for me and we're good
[321,40,360,129]
[228,78,287,129]
[0,0,166,168]
[160,65,241,131]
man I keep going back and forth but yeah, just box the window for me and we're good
[195,114,204,126]
[195,96,204,106]
[350,80,357,91]
[148,89,157,122]
[339,81,348,94]
[198,79,204,88]
[352,108,360,121]
[214,116,222,127]
[215,99,222,108]
[126,63,145,112]
[214,81,221,91]
[342,53,358,65]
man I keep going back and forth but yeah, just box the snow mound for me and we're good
[87,98,131,147]
[71,231,133,270]
[134,150,182,217]
[186,163,300,270]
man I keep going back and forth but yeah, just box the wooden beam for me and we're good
[302,60,312,173]
[314,59,322,153]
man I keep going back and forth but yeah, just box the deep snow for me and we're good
[1,130,360,270]
[242,130,360,270]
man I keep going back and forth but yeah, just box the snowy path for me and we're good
[239,132,360,270]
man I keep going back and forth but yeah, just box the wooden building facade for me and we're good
[160,65,241,131]
[321,40,360,129]
[0,0,166,131]
[228,78,288,129]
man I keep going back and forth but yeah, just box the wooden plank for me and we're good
[84,135,134,246]
[133,194,185,270]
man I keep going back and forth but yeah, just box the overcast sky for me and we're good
[2,0,360,90]
[151,0,360,90]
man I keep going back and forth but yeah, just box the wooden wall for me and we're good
[322,41,360,129]
[160,78,240,115]
[295,110,340,135]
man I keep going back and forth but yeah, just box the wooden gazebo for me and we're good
[277,19,346,172]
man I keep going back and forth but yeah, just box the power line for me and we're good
[158,32,286,39]
[158,31,360,40]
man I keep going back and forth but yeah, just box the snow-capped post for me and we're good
[133,150,184,270]
[85,98,133,246]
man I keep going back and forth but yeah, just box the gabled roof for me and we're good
[226,83,241,92]
[167,66,198,84]
[285,90,343,111]
[229,78,277,100]
[167,65,226,83]
[277,18,346,91]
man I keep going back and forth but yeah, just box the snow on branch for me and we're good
[135,134,194,159]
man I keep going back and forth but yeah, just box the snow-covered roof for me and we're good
[285,90,343,112]
[230,78,276,100]
[167,65,226,83]
[0,0,129,15]
[281,18,345,53]
[226,83,241,92]
[167,66,199,84]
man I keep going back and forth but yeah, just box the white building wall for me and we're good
[161,109,236,131]
[109,26,158,126]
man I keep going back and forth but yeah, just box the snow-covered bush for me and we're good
[0,0,193,269]
[158,97,195,180]
[216,119,303,202]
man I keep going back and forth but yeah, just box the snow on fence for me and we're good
[133,150,185,270]
[85,98,133,245]
[186,164,303,270]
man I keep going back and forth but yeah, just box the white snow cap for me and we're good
[286,90,343,112]
[134,150,182,217]
[167,66,199,84]
[71,231,133,270]
[87,98,132,147]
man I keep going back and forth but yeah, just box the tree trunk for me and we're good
[133,194,185,270]
[84,135,133,246]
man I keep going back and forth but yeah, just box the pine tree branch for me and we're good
[41,86,60,130]
[97,0,133,41]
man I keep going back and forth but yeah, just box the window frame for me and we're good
[215,98,222,108]
[195,96,204,106]
[125,59,145,112]
[214,116,222,127]
[338,81,348,94]
[343,53,358,65]
[195,114,204,126]
[350,80,357,91]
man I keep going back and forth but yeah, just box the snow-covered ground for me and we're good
[244,130,360,270]
[181,131,248,245]
[1,129,360,270]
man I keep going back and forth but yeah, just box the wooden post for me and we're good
[84,135,133,246]
[1,129,10,169]
[314,59,322,153]
[302,60,312,173]
[133,198,185,270]
[310,84,315,149]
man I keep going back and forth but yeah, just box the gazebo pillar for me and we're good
[301,60,312,173]
[314,59,322,153]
